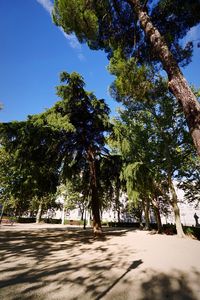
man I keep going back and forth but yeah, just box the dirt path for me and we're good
[0,224,200,300]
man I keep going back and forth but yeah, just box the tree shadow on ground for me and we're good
[103,269,200,300]
[96,259,143,300]
[0,226,137,261]
[0,226,140,299]
[1,226,199,300]
[139,269,200,300]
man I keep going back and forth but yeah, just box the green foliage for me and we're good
[185,227,194,236]
[29,195,57,213]
[123,162,153,203]
[0,120,60,215]
[0,71,111,222]
[53,0,98,42]
[108,49,154,102]
[53,0,200,64]
[184,226,200,240]
[97,154,123,211]
[45,71,111,229]
[53,0,200,158]
[57,178,84,210]
[108,71,195,219]
[32,107,74,132]
[178,157,200,207]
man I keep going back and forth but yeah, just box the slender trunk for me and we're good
[61,204,65,225]
[0,203,5,224]
[115,181,121,222]
[81,209,84,221]
[152,197,162,234]
[130,0,200,156]
[138,209,143,229]
[29,211,34,218]
[168,179,185,238]
[15,207,21,218]
[117,208,120,223]
[87,147,102,234]
[87,210,91,227]
[142,198,150,230]
[36,201,43,224]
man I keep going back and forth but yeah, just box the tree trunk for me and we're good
[81,210,84,221]
[169,179,185,238]
[91,187,102,234]
[87,147,102,234]
[152,197,162,234]
[87,210,91,227]
[0,203,5,224]
[36,201,43,224]
[142,198,150,230]
[130,0,200,156]
[61,205,65,225]
[115,180,121,222]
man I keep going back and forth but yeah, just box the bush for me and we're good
[18,217,36,223]
[184,226,200,240]
[162,224,176,235]
[17,217,61,224]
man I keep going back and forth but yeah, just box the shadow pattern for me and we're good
[0,226,200,300]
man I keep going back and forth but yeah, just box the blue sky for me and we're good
[0,0,200,123]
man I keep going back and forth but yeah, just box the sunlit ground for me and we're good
[0,223,200,300]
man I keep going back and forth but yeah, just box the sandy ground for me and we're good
[0,223,200,300]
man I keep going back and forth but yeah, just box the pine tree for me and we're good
[53,0,200,155]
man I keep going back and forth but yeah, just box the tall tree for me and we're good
[0,72,110,233]
[98,154,123,222]
[39,72,111,233]
[109,76,194,236]
[53,0,200,155]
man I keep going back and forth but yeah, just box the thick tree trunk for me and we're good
[130,0,200,156]
[36,201,43,224]
[87,147,102,234]
[169,179,185,238]
[91,187,102,234]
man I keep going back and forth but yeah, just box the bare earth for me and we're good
[0,224,200,300]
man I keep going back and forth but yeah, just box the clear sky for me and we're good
[0,0,200,123]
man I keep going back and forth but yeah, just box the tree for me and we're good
[0,120,60,219]
[98,154,123,222]
[53,0,200,155]
[0,146,21,216]
[109,74,194,236]
[55,72,111,233]
[109,116,164,232]
[178,156,200,208]
[33,72,111,233]
[56,172,91,225]
[0,72,110,233]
